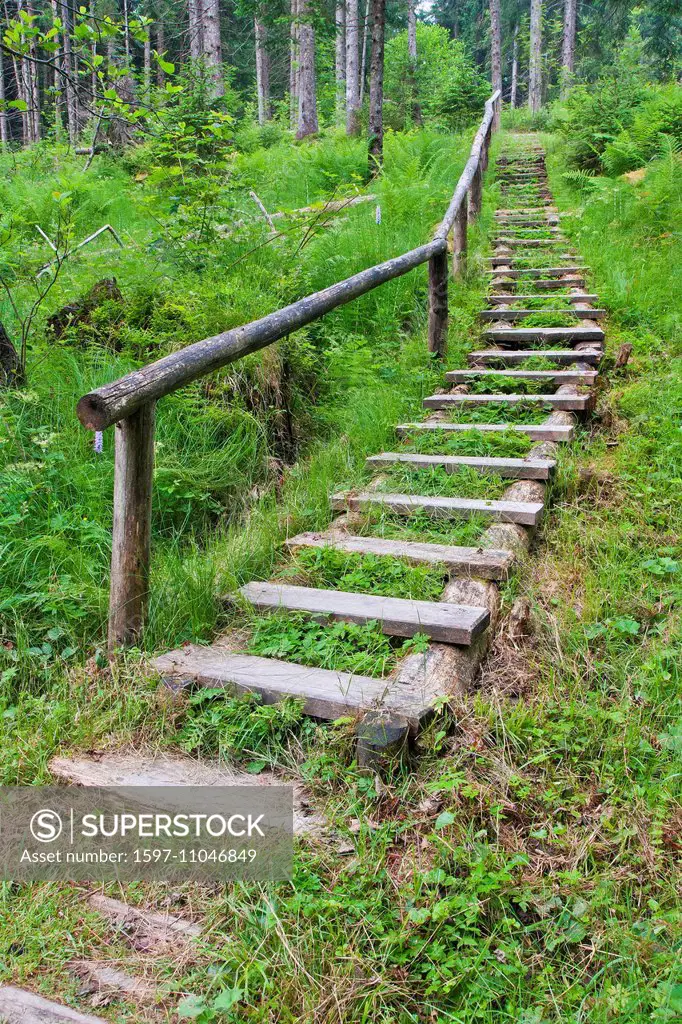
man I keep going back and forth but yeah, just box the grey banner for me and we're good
[0,786,293,881]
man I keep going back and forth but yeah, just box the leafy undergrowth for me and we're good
[448,401,553,424]
[519,311,582,328]
[246,612,429,678]
[273,545,446,601]
[354,505,490,546]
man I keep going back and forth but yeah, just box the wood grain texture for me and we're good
[485,266,586,277]
[480,308,605,320]
[285,530,515,579]
[331,489,544,525]
[422,392,591,411]
[445,368,597,384]
[108,401,155,652]
[484,325,604,343]
[468,348,602,366]
[487,293,598,303]
[395,420,575,440]
[366,451,555,479]
[0,988,106,1023]
[239,581,490,645]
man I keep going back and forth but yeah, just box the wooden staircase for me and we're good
[153,140,604,747]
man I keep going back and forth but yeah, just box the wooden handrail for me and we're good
[77,89,502,651]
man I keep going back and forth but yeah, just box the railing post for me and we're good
[108,401,156,653]
[427,247,448,357]
[452,202,468,279]
[468,162,483,221]
[493,94,501,131]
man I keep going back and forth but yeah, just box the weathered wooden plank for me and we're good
[487,293,599,303]
[69,963,157,1004]
[0,988,106,1023]
[331,489,544,525]
[488,256,581,267]
[428,248,449,356]
[486,266,586,278]
[445,368,598,384]
[395,420,575,441]
[490,277,586,290]
[493,237,562,247]
[76,239,448,432]
[108,402,155,653]
[365,451,556,479]
[239,582,490,645]
[484,325,604,343]
[480,308,605,321]
[468,348,601,366]
[50,753,321,837]
[423,392,590,411]
[285,530,515,579]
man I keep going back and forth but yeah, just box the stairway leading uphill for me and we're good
[154,136,605,750]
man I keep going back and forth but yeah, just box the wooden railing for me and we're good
[77,90,501,652]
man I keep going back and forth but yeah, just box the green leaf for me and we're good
[434,810,456,830]
[212,987,244,1011]
[156,56,175,74]
[8,99,27,111]
[177,994,206,1018]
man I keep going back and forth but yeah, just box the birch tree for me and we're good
[368,0,385,173]
[489,0,502,108]
[335,0,346,125]
[255,14,271,124]
[528,0,542,113]
[296,0,318,138]
[510,22,518,108]
[345,0,360,134]
[289,0,299,128]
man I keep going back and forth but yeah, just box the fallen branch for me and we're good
[37,224,125,278]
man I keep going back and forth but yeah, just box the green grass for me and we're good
[447,401,553,424]
[519,311,582,327]
[354,505,490,546]
[378,463,508,501]
[467,372,550,394]
[273,545,447,601]
[399,426,534,457]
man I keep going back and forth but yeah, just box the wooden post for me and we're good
[468,162,482,221]
[108,402,156,653]
[427,248,448,356]
[452,201,467,279]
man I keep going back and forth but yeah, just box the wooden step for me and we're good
[486,267,586,278]
[423,392,590,411]
[240,581,490,646]
[469,348,601,367]
[487,293,599,303]
[0,988,106,1023]
[286,530,515,580]
[332,490,544,526]
[488,256,580,268]
[366,450,556,480]
[446,368,597,385]
[491,277,586,290]
[396,420,575,441]
[52,752,322,836]
[493,238,564,247]
[480,308,605,321]
[484,326,604,343]
[69,963,157,1005]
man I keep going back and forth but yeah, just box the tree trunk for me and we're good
[528,0,542,114]
[27,0,40,141]
[510,22,518,108]
[60,0,79,143]
[289,0,299,129]
[367,0,385,173]
[0,322,21,386]
[407,0,422,126]
[188,0,203,62]
[345,0,360,134]
[123,0,131,62]
[560,0,577,98]
[296,0,318,138]
[335,1,346,125]
[255,16,271,124]
[143,25,151,94]
[489,0,502,105]
[202,0,224,99]
[156,22,166,85]
[359,0,369,102]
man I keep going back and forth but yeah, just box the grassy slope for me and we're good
[1,131,681,1022]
